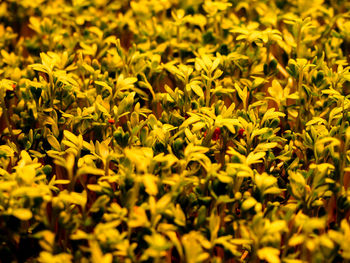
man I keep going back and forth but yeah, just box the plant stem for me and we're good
[49,73,54,108]
[339,98,347,189]
[266,44,270,64]
[270,54,289,78]
[177,25,180,43]
[0,87,17,149]
[105,157,110,177]
[297,69,304,131]
[206,75,212,107]
[296,25,302,58]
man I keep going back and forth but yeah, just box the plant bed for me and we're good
[0,0,350,262]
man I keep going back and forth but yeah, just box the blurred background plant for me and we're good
[0,0,349,262]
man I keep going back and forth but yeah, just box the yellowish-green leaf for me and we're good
[246,151,265,165]
[47,135,61,151]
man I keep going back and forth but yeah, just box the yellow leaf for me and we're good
[12,208,32,220]
[143,174,158,196]
[257,247,280,263]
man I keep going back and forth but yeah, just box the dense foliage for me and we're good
[0,0,350,262]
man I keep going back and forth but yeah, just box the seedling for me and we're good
[0,0,349,262]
